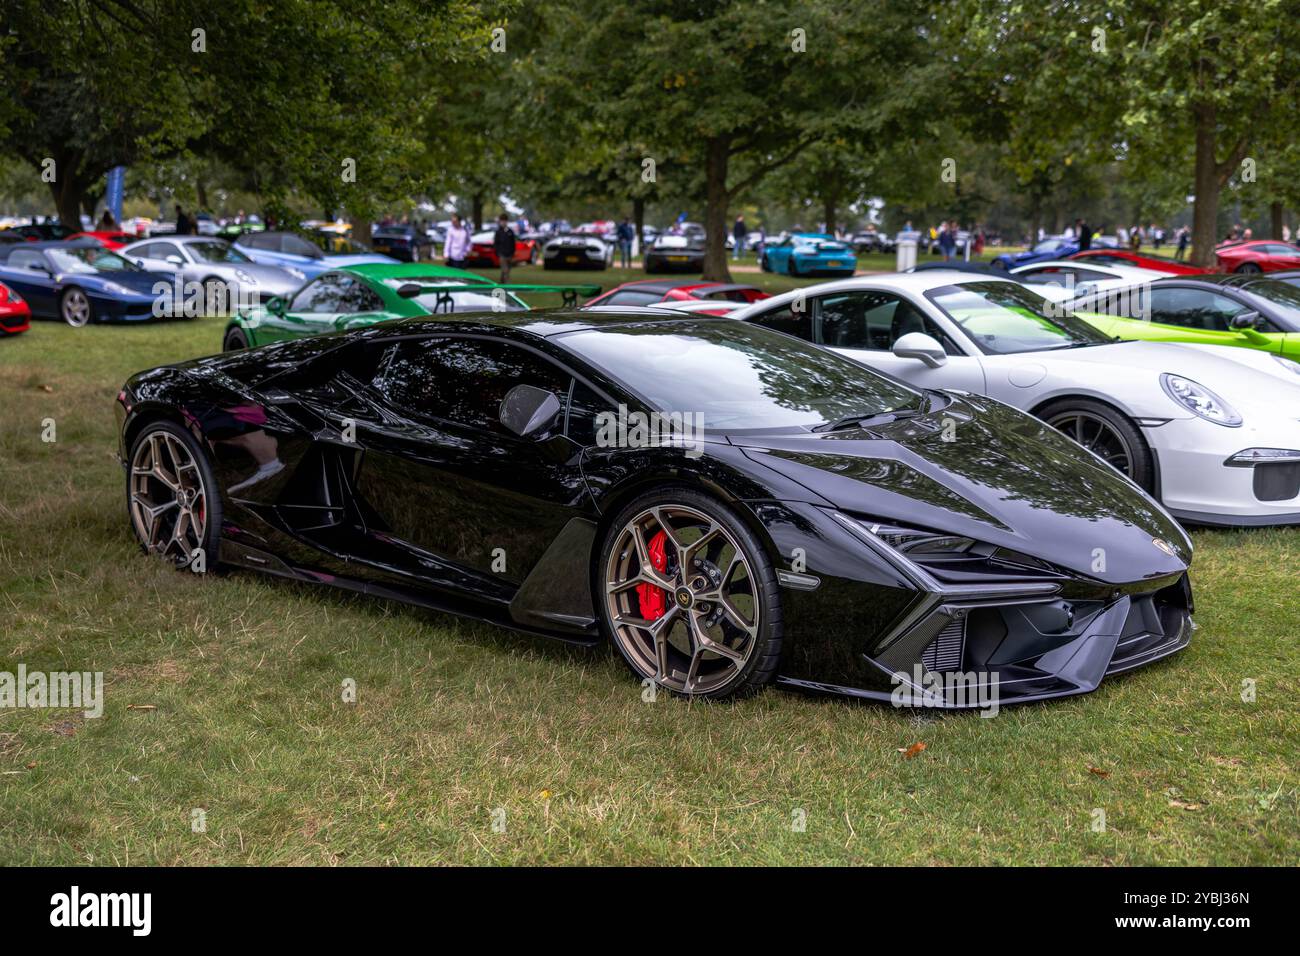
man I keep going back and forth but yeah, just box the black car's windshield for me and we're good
[926,281,1112,354]
[556,320,922,431]
[47,247,138,274]
[188,240,250,264]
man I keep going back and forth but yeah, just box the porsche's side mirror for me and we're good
[266,296,286,315]
[396,283,422,299]
[1230,310,1261,331]
[499,384,562,438]
[132,258,146,268]
[166,255,184,266]
[893,332,948,368]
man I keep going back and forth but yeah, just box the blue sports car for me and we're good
[0,240,177,326]
[232,230,395,281]
[760,232,856,276]
[992,236,1081,270]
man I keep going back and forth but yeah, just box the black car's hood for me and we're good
[736,393,1190,584]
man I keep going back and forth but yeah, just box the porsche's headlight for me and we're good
[285,267,306,281]
[1160,373,1242,427]
[235,270,255,284]
[1271,355,1300,378]
[102,282,128,294]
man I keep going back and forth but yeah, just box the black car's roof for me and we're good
[378,307,712,341]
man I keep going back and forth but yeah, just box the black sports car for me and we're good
[115,311,1194,705]
[644,234,705,273]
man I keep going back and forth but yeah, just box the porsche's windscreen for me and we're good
[188,241,251,264]
[555,320,922,431]
[926,281,1113,354]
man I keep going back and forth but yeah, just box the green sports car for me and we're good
[222,262,599,350]
[1068,274,1300,362]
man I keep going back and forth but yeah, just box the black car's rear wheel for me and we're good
[599,491,782,698]
[127,420,221,570]
[1041,398,1154,491]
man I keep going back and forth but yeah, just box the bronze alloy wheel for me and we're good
[129,427,209,567]
[604,503,761,695]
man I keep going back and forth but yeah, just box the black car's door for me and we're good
[339,333,595,606]
[0,249,58,315]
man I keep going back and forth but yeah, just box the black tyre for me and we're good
[759,253,771,273]
[1235,262,1263,274]
[126,419,221,571]
[598,488,783,699]
[60,287,93,327]
[223,326,249,351]
[1039,397,1154,491]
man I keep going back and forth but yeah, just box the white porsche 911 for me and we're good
[730,272,1300,527]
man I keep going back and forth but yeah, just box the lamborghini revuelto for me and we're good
[116,310,1194,704]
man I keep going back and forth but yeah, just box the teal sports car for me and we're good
[760,232,857,277]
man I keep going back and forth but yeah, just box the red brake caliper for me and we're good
[635,530,670,621]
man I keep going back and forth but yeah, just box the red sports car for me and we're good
[584,279,770,315]
[1214,239,1300,274]
[465,230,537,267]
[0,280,32,335]
[67,230,138,250]
[1067,248,1209,275]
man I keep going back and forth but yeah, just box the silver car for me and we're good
[121,236,304,310]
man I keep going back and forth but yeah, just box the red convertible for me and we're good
[67,230,138,250]
[0,280,31,335]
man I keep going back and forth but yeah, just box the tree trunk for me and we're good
[49,172,86,229]
[1271,201,1284,240]
[702,136,732,282]
[822,195,837,237]
[471,194,484,232]
[633,195,645,249]
[352,216,372,250]
[1190,102,1222,267]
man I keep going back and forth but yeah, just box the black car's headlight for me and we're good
[850,518,976,555]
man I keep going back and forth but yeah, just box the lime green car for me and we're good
[221,262,599,350]
[1069,274,1300,362]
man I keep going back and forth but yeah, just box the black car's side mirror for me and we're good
[499,384,562,438]
[1230,310,1261,331]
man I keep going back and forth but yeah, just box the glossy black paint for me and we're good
[116,310,1195,704]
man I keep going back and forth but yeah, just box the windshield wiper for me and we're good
[813,406,924,433]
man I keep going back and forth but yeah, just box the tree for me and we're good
[529,0,937,281]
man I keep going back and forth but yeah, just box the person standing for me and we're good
[175,205,193,236]
[732,214,747,261]
[938,220,956,261]
[1175,226,1190,261]
[616,217,634,269]
[444,214,471,269]
[492,214,517,284]
[1075,218,1091,252]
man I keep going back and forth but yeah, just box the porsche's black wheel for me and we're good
[1041,398,1154,491]
[1235,262,1262,274]
[223,327,249,351]
[599,489,782,698]
[127,420,221,571]
[787,257,801,277]
[759,253,771,273]
[60,287,92,327]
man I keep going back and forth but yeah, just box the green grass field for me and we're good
[0,262,1296,865]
